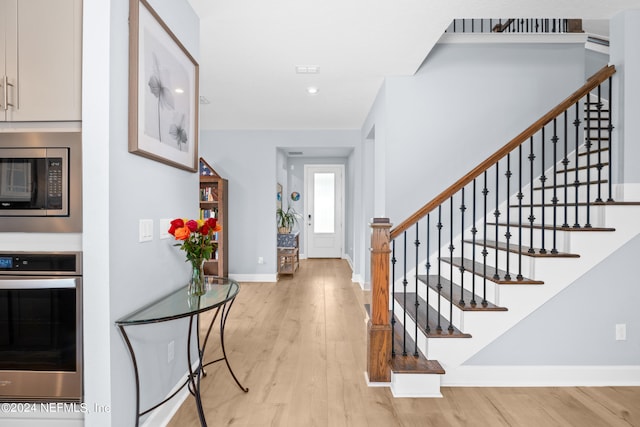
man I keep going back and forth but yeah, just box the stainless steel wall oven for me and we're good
[0,252,82,401]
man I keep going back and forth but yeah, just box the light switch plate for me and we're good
[159,218,171,239]
[139,219,153,242]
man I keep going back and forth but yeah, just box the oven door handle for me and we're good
[0,278,78,289]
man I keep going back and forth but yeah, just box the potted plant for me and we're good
[276,206,300,234]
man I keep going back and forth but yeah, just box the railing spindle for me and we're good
[459,188,466,306]
[585,96,593,228]
[391,240,396,357]
[607,76,614,202]
[482,171,488,306]
[437,206,443,334]
[551,118,559,254]
[494,162,500,279]
[449,197,454,333]
[540,127,547,253]
[528,136,536,253]
[471,179,478,303]
[573,102,581,228]
[517,146,523,280]
[413,224,420,357]
[505,154,512,279]
[425,214,431,333]
[596,84,603,202]
[563,110,570,227]
[402,232,408,356]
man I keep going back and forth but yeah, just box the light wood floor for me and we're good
[168,259,640,427]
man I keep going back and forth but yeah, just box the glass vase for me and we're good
[188,259,206,296]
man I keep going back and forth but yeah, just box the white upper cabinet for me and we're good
[0,0,81,122]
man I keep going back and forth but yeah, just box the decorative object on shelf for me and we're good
[290,191,300,201]
[276,206,301,234]
[168,217,221,296]
[128,0,199,172]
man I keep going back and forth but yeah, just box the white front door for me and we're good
[305,165,344,258]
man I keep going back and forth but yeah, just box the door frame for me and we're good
[303,164,345,258]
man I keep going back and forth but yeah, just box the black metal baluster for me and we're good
[573,102,581,228]
[563,110,570,227]
[608,76,614,202]
[437,206,443,334]
[453,20,456,32]
[482,171,488,306]
[448,197,454,333]
[402,232,408,356]
[540,127,547,254]
[425,214,431,333]
[459,188,466,306]
[505,154,512,280]
[494,162,501,279]
[596,84,603,202]
[391,240,396,357]
[471,179,478,303]
[462,19,466,33]
[471,19,475,33]
[517,145,523,280]
[413,224,420,357]
[585,96,593,228]
[528,137,536,253]
[551,119,559,254]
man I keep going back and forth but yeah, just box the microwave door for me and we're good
[0,160,36,204]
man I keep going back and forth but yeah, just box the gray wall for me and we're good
[83,1,200,426]
[466,233,640,365]
[466,9,640,368]
[198,130,360,278]
[382,41,587,224]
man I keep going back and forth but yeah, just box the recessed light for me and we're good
[306,86,319,95]
[175,88,184,94]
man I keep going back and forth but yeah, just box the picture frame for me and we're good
[128,0,199,172]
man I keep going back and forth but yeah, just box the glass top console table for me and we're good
[116,276,248,427]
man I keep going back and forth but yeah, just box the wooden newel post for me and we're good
[367,218,392,383]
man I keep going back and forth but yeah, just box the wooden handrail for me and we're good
[390,64,616,240]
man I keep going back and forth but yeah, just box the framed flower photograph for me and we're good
[128,0,199,172]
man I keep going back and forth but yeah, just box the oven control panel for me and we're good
[0,252,81,275]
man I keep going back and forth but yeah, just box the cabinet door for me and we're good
[5,0,81,122]
[0,0,18,117]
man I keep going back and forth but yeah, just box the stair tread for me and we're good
[579,147,609,156]
[390,312,445,374]
[393,293,472,338]
[533,179,608,190]
[557,162,609,173]
[463,239,580,258]
[514,201,640,208]
[441,257,544,284]
[416,275,507,311]
[491,222,616,231]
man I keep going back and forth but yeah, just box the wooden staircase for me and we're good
[366,65,640,394]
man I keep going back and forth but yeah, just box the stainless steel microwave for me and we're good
[0,132,82,232]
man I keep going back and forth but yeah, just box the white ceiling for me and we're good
[187,0,640,131]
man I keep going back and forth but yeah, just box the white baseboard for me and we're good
[442,365,640,387]
[228,273,277,283]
